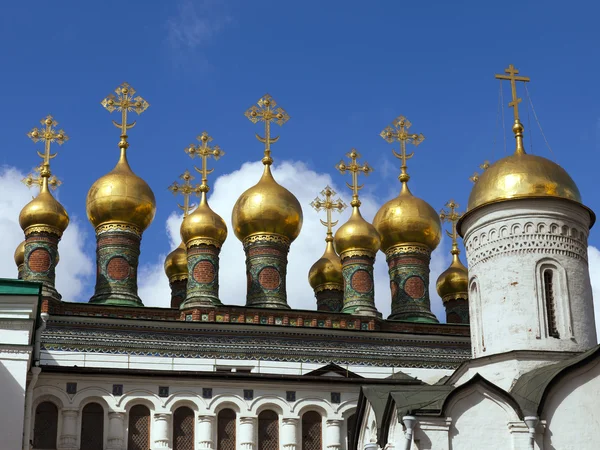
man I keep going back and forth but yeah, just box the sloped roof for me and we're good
[304,363,363,378]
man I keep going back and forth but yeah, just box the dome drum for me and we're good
[180,244,223,309]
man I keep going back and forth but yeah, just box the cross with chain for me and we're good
[101,82,149,148]
[335,149,373,207]
[380,115,425,183]
[244,94,290,165]
[185,131,225,193]
[439,200,464,254]
[310,186,347,241]
[495,64,530,123]
[168,170,202,218]
[22,164,62,191]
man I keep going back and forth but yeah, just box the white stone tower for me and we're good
[458,65,597,359]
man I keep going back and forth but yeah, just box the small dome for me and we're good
[86,149,156,232]
[164,241,188,280]
[19,179,69,235]
[14,240,25,267]
[180,192,228,248]
[232,165,303,243]
[436,253,468,302]
[334,206,381,256]
[308,240,343,290]
[373,183,441,252]
[468,151,582,212]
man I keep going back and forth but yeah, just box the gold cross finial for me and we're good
[168,170,202,218]
[495,64,530,154]
[23,115,68,191]
[101,82,149,150]
[439,200,463,255]
[335,149,373,207]
[245,94,290,166]
[380,115,425,184]
[185,131,225,193]
[310,186,347,242]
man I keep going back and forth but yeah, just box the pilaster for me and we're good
[23,230,62,301]
[385,244,438,323]
[58,408,79,450]
[326,419,342,450]
[244,234,291,309]
[182,244,222,308]
[153,412,171,449]
[340,252,378,316]
[281,417,299,450]
[107,411,126,450]
[198,414,216,449]
[89,224,143,306]
[239,416,257,450]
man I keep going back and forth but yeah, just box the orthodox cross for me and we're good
[495,64,530,123]
[310,186,347,241]
[23,115,68,190]
[335,149,373,207]
[439,200,463,254]
[244,94,289,165]
[185,131,225,193]
[380,115,425,183]
[168,170,202,218]
[101,82,149,149]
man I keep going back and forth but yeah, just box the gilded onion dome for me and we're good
[164,241,188,280]
[334,206,381,256]
[14,240,25,268]
[86,148,156,232]
[232,165,303,243]
[309,239,343,290]
[181,192,228,248]
[19,177,69,235]
[436,252,468,302]
[373,182,441,252]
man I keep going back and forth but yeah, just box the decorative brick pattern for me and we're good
[315,289,343,312]
[107,256,131,281]
[386,247,438,322]
[444,297,469,324]
[170,279,187,308]
[193,260,216,283]
[183,244,222,308]
[23,232,61,300]
[340,255,377,315]
[244,236,290,309]
[28,248,51,272]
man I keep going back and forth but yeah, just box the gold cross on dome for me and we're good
[310,186,347,240]
[335,149,373,207]
[185,131,225,193]
[380,115,425,183]
[440,199,464,254]
[168,170,202,218]
[22,164,62,191]
[245,94,290,165]
[495,64,530,123]
[27,115,68,168]
[101,82,149,148]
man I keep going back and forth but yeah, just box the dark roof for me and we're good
[0,278,42,296]
[304,363,363,378]
[510,344,600,416]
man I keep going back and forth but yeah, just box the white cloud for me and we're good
[166,0,231,51]
[0,166,93,301]
[587,246,600,341]
[140,159,450,320]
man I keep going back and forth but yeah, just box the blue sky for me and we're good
[1,1,599,316]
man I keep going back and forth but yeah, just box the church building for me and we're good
[0,65,598,450]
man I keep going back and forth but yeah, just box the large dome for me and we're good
[232,165,303,242]
[19,179,69,235]
[468,152,582,212]
[86,149,156,232]
[373,183,441,252]
[334,206,381,256]
[180,193,228,248]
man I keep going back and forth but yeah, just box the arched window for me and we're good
[173,406,194,450]
[217,408,236,450]
[33,401,58,449]
[81,402,104,450]
[346,413,357,450]
[128,405,150,450]
[302,411,322,450]
[258,410,279,450]
[543,269,560,338]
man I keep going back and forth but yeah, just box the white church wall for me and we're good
[542,357,600,449]
[461,199,597,357]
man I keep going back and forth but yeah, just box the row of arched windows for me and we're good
[33,402,329,450]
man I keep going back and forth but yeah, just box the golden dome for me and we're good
[232,165,303,242]
[19,178,69,235]
[468,150,582,213]
[180,192,228,248]
[86,149,156,232]
[436,253,468,302]
[334,206,381,256]
[164,241,188,280]
[373,183,441,252]
[308,240,343,290]
[14,240,25,267]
